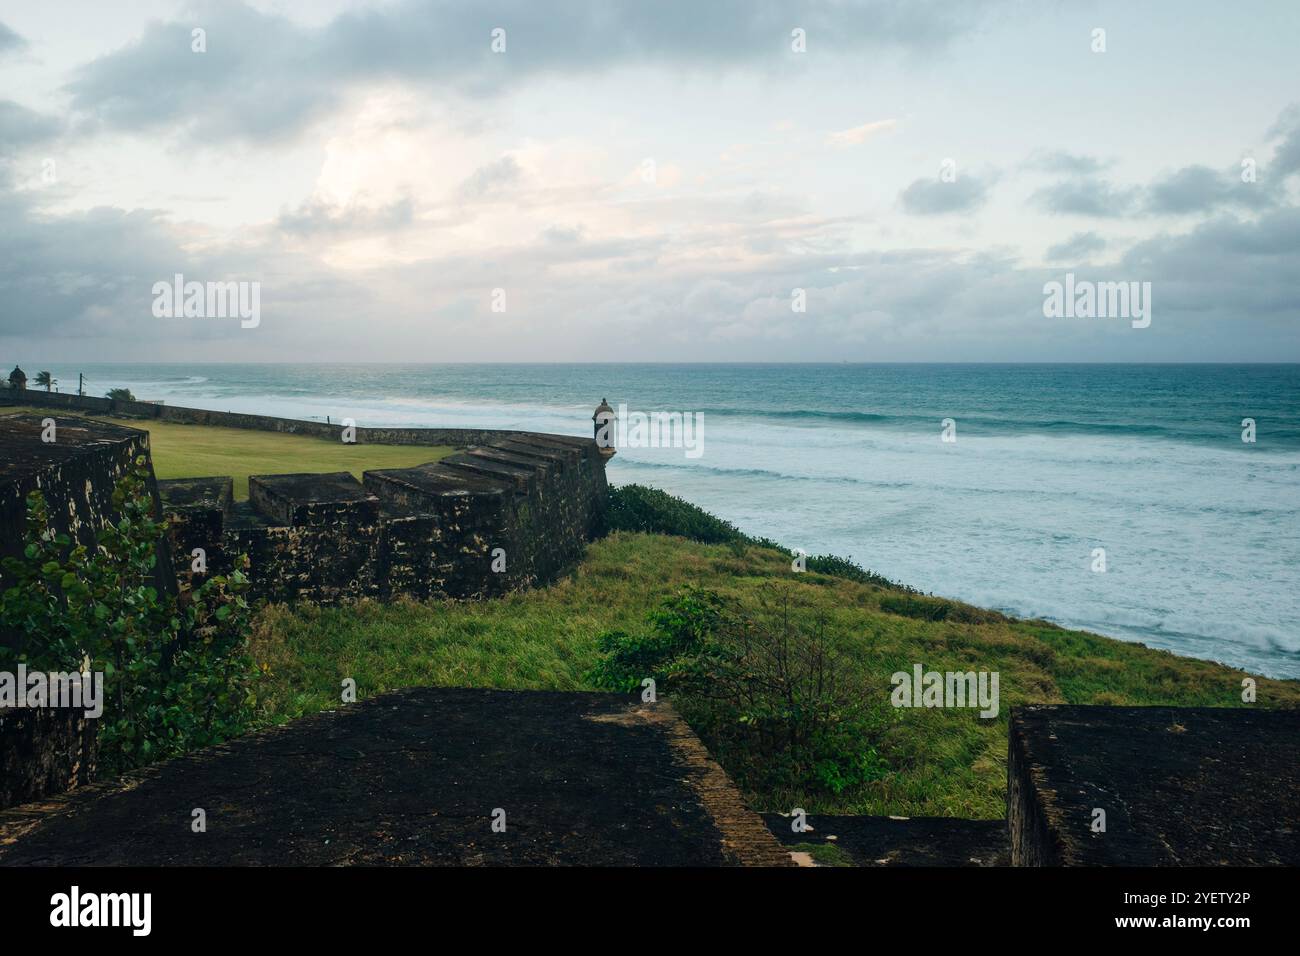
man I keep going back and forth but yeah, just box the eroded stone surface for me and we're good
[1009,705,1300,866]
[158,435,608,603]
[0,689,791,867]
[0,416,161,809]
[0,708,98,812]
[1,415,154,565]
[1,414,171,619]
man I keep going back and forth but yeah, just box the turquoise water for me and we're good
[34,363,1300,679]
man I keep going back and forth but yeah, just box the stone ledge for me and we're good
[0,415,148,482]
[248,471,378,527]
[156,476,233,513]
[1008,704,1300,866]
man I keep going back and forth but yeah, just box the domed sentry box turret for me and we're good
[593,398,616,459]
[7,366,26,391]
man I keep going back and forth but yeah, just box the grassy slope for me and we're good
[249,531,1300,819]
[2,406,453,498]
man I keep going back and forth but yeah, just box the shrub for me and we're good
[0,459,258,772]
[605,484,742,543]
[803,553,916,592]
[591,585,890,797]
[105,387,137,401]
[605,483,913,591]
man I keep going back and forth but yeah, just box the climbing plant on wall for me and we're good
[0,459,259,772]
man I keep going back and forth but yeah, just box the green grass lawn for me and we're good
[2,407,454,498]
[249,531,1300,819]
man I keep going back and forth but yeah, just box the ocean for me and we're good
[27,362,1300,680]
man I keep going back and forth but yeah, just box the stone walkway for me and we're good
[0,688,791,867]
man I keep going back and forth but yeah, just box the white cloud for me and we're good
[825,119,897,148]
[0,3,1296,362]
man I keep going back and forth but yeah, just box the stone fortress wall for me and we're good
[0,413,157,809]
[162,433,608,603]
[5,387,565,449]
[0,392,609,807]
[2,389,610,604]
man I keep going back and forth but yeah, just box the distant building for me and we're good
[7,366,26,391]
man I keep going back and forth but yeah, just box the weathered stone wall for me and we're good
[0,393,612,605]
[1007,707,1061,866]
[0,707,98,810]
[160,434,608,603]
[0,416,165,809]
[1,410,609,811]
[9,389,564,448]
[0,415,155,563]
[365,433,608,598]
[0,415,173,656]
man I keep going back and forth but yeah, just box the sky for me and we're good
[0,0,1298,363]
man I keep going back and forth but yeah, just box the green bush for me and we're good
[802,553,915,592]
[605,483,912,591]
[0,459,258,772]
[605,484,742,543]
[591,585,890,797]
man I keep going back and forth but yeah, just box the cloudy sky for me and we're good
[1,0,1297,363]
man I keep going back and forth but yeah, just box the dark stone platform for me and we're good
[364,460,513,503]
[0,689,791,867]
[1,414,163,597]
[155,476,233,511]
[763,813,1009,866]
[2,415,152,560]
[248,471,378,527]
[1009,705,1300,866]
[0,414,148,484]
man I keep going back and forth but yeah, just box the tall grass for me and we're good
[250,531,1300,818]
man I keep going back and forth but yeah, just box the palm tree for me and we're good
[34,371,56,392]
[105,387,136,402]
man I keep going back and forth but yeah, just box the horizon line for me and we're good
[11,360,1300,367]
